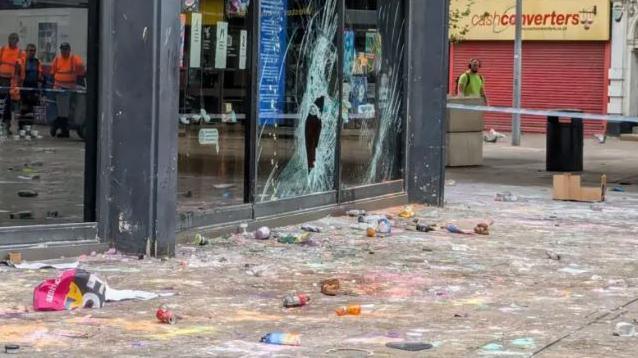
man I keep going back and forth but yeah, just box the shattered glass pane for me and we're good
[257,0,339,202]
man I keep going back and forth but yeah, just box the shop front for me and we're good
[449,0,611,135]
[1,0,449,258]
[175,0,446,232]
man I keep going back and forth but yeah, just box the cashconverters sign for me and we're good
[452,0,610,41]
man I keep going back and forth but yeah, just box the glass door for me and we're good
[340,0,406,199]
[178,0,254,221]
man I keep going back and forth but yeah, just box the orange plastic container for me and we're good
[336,304,362,316]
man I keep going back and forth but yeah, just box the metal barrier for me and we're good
[446,103,638,124]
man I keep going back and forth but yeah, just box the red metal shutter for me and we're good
[450,41,607,135]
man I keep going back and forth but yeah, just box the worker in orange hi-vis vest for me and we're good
[50,42,85,138]
[0,33,25,135]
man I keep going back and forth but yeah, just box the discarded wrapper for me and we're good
[260,333,301,346]
[301,224,321,233]
[17,190,38,198]
[398,206,415,219]
[386,342,433,351]
[254,227,271,240]
[613,322,636,337]
[545,251,561,261]
[14,261,79,270]
[495,192,518,202]
[447,224,472,235]
[33,269,170,311]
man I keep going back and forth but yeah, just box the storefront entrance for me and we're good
[177,0,408,230]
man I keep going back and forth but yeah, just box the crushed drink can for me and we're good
[156,305,176,325]
[416,223,435,232]
[260,333,301,346]
[283,293,310,308]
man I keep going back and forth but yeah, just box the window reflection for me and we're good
[178,0,252,212]
[0,1,89,227]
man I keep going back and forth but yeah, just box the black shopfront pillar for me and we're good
[406,0,449,206]
[98,0,180,256]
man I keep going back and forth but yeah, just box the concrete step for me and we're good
[1,241,108,262]
[620,134,638,142]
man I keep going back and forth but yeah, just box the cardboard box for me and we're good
[446,132,483,167]
[8,252,22,265]
[553,174,607,202]
[447,96,485,133]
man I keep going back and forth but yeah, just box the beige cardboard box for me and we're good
[446,132,483,167]
[553,174,607,202]
[447,96,485,133]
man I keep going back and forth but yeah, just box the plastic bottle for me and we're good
[376,218,392,236]
[336,304,362,316]
[260,333,301,346]
[283,293,310,308]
